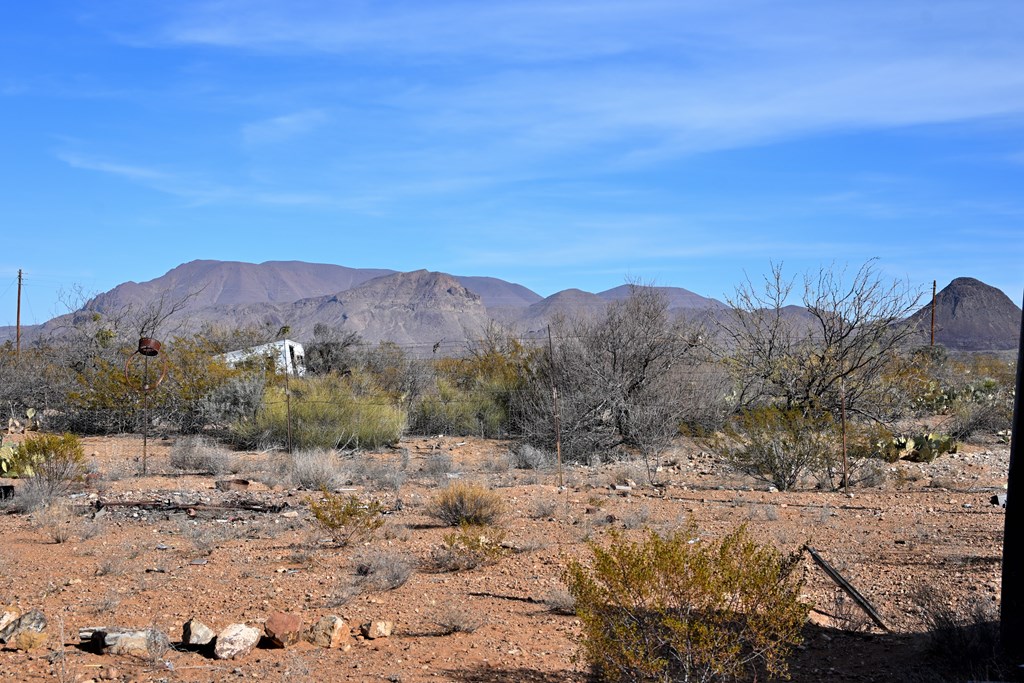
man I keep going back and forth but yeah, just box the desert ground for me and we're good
[0,430,1011,683]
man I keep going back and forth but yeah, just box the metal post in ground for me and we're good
[1000,292,1024,660]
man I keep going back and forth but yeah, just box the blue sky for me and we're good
[2,0,1023,326]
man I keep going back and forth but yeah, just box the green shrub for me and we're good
[16,433,87,496]
[566,524,806,683]
[410,380,507,437]
[237,374,406,450]
[308,491,385,547]
[718,407,834,491]
[426,482,503,526]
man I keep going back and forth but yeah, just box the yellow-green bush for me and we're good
[237,373,406,450]
[426,482,503,527]
[429,522,509,571]
[308,491,385,547]
[413,326,536,438]
[566,524,806,683]
[410,379,507,437]
[15,432,87,495]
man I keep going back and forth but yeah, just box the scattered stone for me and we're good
[182,618,216,647]
[89,627,170,659]
[264,612,303,648]
[0,607,19,632]
[214,623,261,660]
[280,510,299,519]
[360,620,393,640]
[0,608,46,644]
[307,616,351,649]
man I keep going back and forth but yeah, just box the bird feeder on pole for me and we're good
[124,337,168,475]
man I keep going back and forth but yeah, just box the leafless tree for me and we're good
[516,284,714,482]
[718,260,922,421]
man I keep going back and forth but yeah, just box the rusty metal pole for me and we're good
[930,280,936,347]
[1000,292,1024,660]
[142,355,149,475]
[15,269,22,357]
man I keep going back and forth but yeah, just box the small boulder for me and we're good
[214,623,261,660]
[0,608,46,644]
[10,630,47,651]
[182,618,217,647]
[87,627,170,659]
[0,607,19,633]
[306,616,350,649]
[360,620,393,640]
[264,612,303,648]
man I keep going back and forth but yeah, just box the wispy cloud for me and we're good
[57,152,170,181]
[242,108,328,145]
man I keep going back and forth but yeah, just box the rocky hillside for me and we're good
[908,277,1022,351]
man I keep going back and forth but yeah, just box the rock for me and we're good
[182,618,216,647]
[214,623,261,660]
[215,479,250,492]
[0,608,46,644]
[0,607,19,633]
[360,620,393,639]
[91,628,170,659]
[992,493,1007,508]
[307,616,350,649]
[264,612,303,648]
[10,630,47,651]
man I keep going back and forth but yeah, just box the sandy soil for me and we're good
[0,431,1011,683]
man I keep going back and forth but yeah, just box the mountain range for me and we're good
[1,260,1019,353]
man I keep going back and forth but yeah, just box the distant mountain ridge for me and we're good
[2,261,1017,353]
[908,277,1022,351]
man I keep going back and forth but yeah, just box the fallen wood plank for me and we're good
[94,499,287,513]
[805,545,890,633]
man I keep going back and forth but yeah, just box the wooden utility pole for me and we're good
[1000,291,1024,661]
[930,280,936,347]
[15,269,22,357]
[547,325,563,487]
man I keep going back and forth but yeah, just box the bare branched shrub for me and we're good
[426,483,503,526]
[352,550,414,592]
[914,586,1006,679]
[169,435,230,474]
[35,502,77,543]
[433,606,485,634]
[422,453,454,477]
[508,443,553,470]
[290,449,344,490]
[528,498,557,519]
[429,524,509,572]
[719,260,921,422]
[543,588,576,615]
[11,478,58,513]
[350,458,406,492]
[515,284,715,483]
